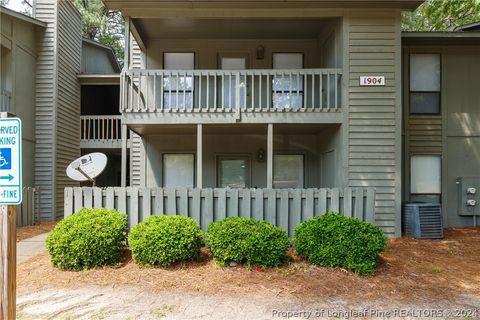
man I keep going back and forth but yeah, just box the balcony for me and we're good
[120,68,343,124]
[0,90,11,113]
[80,115,126,148]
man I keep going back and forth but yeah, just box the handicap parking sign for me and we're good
[0,118,22,204]
[0,148,12,170]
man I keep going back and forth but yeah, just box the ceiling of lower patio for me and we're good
[128,123,339,136]
[132,18,336,42]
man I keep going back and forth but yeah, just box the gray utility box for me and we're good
[403,203,444,239]
[457,177,480,216]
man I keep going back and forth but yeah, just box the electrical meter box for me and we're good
[457,177,480,216]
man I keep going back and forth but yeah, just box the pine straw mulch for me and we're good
[17,227,480,305]
[16,221,57,242]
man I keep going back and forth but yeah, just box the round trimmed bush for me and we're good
[293,212,387,275]
[46,208,127,271]
[206,217,289,268]
[128,215,203,267]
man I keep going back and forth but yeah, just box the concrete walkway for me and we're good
[17,233,48,264]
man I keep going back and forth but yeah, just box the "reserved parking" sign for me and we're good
[0,118,22,204]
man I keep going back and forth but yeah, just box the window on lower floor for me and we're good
[410,155,441,203]
[163,154,195,188]
[217,156,250,188]
[273,154,304,188]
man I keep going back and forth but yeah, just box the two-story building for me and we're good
[3,0,480,237]
[102,0,425,237]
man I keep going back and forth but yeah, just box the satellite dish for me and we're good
[66,152,107,185]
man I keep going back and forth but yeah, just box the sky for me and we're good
[4,0,31,15]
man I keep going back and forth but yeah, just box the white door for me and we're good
[272,53,303,109]
[220,57,246,109]
[163,52,195,109]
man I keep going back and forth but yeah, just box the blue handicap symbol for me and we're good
[0,148,11,170]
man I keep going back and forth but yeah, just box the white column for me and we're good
[197,124,203,188]
[267,123,273,189]
[121,124,127,187]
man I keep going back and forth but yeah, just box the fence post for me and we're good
[0,205,16,320]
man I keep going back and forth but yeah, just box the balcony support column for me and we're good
[121,124,128,187]
[197,124,203,188]
[267,123,273,189]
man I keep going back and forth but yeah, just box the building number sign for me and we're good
[360,76,385,86]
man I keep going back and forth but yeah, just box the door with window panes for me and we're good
[272,53,303,109]
[217,156,250,188]
[220,56,247,109]
[163,52,194,110]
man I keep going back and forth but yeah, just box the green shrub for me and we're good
[293,212,387,275]
[128,215,203,267]
[45,208,127,270]
[206,217,289,269]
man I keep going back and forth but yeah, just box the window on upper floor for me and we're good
[410,53,441,115]
[272,53,304,109]
[163,52,195,110]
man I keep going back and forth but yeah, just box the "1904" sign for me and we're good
[360,76,385,86]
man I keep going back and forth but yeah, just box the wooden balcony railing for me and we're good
[120,68,342,114]
[80,115,122,142]
[0,90,11,113]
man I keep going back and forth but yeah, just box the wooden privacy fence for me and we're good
[65,187,375,235]
[16,187,40,227]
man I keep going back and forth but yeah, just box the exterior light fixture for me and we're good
[257,148,265,162]
[256,45,265,60]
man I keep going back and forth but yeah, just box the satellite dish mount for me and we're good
[66,153,108,186]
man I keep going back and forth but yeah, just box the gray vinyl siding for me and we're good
[130,37,144,186]
[131,37,144,70]
[34,0,57,220]
[346,11,402,236]
[130,133,142,186]
[34,0,81,220]
[406,116,442,154]
[54,1,82,218]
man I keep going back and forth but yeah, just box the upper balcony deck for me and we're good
[118,15,347,125]
[120,68,343,124]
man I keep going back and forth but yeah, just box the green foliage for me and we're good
[206,217,289,269]
[72,0,124,63]
[128,215,203,267]
[46,208,127,270]
[402,0,480,31]
[293,212,387,276]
